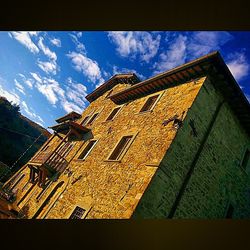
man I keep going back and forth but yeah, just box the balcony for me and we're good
[28,143,71,187]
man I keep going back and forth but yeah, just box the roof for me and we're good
[85,73,141,103]
[55,111,82,123]
[49,121,90,135]
[109,51,250,135]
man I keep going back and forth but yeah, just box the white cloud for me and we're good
[60,100,82,114]
[112,65,146,80]
[76,32,82,38]
[187,31,233,58]
[152,31,234,76]
[0,77,45,126]
[66,77,88,109]
[227,52,249,81]
[0,82,20,105]
[35,77,65,105]
[9,32,39,54]
[69,33,85,52]
[38,37,57,60]
[154,34,187,74]
[14,79,25,95]
[30,73,87,114]
[20,101,44,126]
[37,59,57,75]
[30,72,42,83]
[28,32,40,36]
[67,52,103,84]
[108,31,161,62]
[50,38,61,47]
[18,73,34,88]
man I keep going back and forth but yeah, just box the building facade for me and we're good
[0,51,249,219]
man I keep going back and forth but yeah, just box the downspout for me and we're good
[168,100,225,218]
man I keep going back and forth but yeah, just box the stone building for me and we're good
[0,51,249,219]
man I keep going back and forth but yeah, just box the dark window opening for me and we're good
[81,116,90,125]
[29,167,39,184]
[78,140,97,160]
[106,107,121,121]
[42,145,50,152]
[36,181,52,201]
[225,204,234,218]
[140,94,159,112]
[32,181,64,219]
[106,89,113,98]
[69,206,86,219]
[87,113,99,125]
[108,135,133,160]
[10,174,25,191]
[241,149,250,171]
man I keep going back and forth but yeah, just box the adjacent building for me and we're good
[0,51,249,219]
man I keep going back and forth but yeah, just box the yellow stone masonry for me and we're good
[4,77,206,218]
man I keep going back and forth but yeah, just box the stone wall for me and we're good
[133,75,250,218]
[8,78,205,218]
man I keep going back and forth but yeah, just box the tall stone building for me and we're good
[0,51,249,219]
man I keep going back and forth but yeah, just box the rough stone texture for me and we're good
[133,76,250,218]
[4,78,206,218]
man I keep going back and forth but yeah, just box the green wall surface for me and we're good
[133,76,250,218]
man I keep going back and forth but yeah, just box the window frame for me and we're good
[67,204,92,219]
[105,89,113,99]
[77,139,98,161]
[81,115,91,126]
[240,146,250,172]
[105,105,123,122]
[86,112,99,125]
[106,132,138,162]
[224,202,234,219]
[138,91,164,114]
[239,145,250,175]
[69,206,86,219]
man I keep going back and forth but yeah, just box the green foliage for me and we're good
[0,96,49,182]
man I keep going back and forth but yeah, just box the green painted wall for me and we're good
[133,76,250,218]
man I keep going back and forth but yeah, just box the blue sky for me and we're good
[0,31,249,129]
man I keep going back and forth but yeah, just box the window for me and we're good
[87,113,99,125]
[108,135,133,161]
[42,145,50,152]
[29,167,39,183]
[78,140,97,160]
[140,94,160,113]
[241,149,250,171]
[106,89,113,98]
[10,174,25,191]
[106,107,121,121]
[81,116,90,125]
[69,206,86,219]
[225,204,234,218]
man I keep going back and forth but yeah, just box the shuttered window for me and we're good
[106,89,113,98]
[78,140,97,160]
[69,206,86,219]
[87,113,99,125]
[81,115,90,125]
[242,149,250,171]
[108,135,133,160]
[140,94,159,112]
[225,204,234,218]
[106,107,121,121]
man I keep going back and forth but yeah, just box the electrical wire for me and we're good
[0,126,46,141]
[0,133,44,182]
